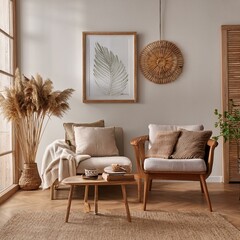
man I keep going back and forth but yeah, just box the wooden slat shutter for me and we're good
[222,25,240,182]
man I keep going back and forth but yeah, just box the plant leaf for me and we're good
[93,42,128,96]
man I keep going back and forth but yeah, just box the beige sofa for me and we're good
[75,127,131,173]
[44,126,132,199]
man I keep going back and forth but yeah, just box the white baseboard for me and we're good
[206,176,223,183]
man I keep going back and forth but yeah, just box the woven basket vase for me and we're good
[19,163,42,190]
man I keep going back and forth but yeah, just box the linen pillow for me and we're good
[146,131,181,159]
[63,120,105,148]
[171,129,212,159]
[74,126,119,157]
[148,124,204,148]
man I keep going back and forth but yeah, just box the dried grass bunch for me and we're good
[0,69,74,163]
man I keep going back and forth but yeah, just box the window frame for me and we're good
[0,0,18,204]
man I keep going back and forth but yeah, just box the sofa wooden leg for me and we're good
[50,183,55,200]
[200,175,212,212]
[143,175,150,211]
[50,179,59,200]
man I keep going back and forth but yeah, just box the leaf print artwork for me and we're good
[93,42,128,96]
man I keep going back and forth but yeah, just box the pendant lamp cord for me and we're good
[159,0,162,40]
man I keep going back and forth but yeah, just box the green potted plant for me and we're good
[214,100,240,173]
[0,69,74,190]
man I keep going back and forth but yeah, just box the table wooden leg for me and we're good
[121,185,131,222]
[84,185,91,212]
[65,185,74,223]
[94,185,98,214]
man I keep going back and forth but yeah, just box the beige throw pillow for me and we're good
[148,124,204,149]
[171,130,212,159]
[74,126,119,157]
[63,120,105,148]
[146,131,181,159]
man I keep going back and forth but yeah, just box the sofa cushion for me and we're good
[146,131,181,158]
[76,156,132,173]
[171,130,212,159]
[74,126,119,157]
[148,124,204,148]
[144,157,207,172]
[63,119,104,148]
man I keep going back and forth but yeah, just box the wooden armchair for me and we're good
[131,132,218,212]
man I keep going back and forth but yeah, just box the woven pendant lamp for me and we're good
[140,0,184,84]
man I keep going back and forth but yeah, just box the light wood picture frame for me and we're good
[82,32,137,103]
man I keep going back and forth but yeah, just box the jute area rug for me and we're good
[0,211,239,240]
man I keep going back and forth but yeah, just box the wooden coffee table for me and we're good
[62,175,139,222]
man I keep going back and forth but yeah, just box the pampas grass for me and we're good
[0,69,74,163]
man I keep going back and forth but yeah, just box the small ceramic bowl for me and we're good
[85,169,98,177]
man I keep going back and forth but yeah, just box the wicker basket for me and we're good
[19,163,42,190]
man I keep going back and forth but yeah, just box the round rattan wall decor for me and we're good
[140,40,184,84]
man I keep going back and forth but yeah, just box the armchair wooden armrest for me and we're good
[206,139,218,178]
[130,135,149,176]
[130,135,149,146]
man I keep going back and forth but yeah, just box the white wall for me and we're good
[18,0,240,182]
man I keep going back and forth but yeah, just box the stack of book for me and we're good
[102,166,135,181]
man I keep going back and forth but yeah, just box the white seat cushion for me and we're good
[144,158,207,172]
[76,156,132,174]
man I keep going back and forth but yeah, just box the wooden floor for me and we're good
[0,181,240,230]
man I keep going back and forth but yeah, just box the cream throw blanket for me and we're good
[41,139,90,189]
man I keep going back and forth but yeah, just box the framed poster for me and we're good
[82,32,137,103]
